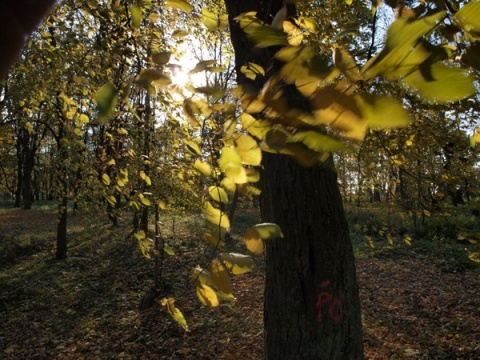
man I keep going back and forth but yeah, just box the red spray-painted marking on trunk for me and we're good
[316,280,344,323]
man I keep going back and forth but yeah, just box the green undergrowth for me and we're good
[346,203,480,273]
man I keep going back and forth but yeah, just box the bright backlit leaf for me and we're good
[454,2,480,35]
[139,194,151,207]
[78,114,89,124]
[363,12,446,79]
[193,159,211,176]
[234,134,262,166]
[356,94,411,129]
[220,177,236,194]
[254,223,284,239]
[202,201,230,229]
[202,7,218,31]
[138,69,172,87]
[402,63,475,103]
[221,252,255,275]
[138,237,154,259]
[284,21,303,46]
[218,147,247,184]
[194,86,225,99]
[288,131,347,153]
[164,0,193,12]
[235,12,288,48]
[196,284,219,307]
[240,112,271,141]
[130,5,142,28]
[208,186,229,204]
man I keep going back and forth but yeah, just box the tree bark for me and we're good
[223,0,364,358]
[261,154,363,359]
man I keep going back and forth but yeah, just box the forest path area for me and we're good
[0,208,479,359]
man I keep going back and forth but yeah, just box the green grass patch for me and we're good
[347,204,480,273]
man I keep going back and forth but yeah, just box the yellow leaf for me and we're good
[202,201,230,229]
[196,284,219,307]
[203,231,225,250]
[468,251,480,263]
[253,223,284,239]
[210,259,233,295]
[105,195,117,206]
[161,298,189,331]
[221,252,255,275]
[191,266,214,286]
[234,134,262,166]
[185,140,201,156]
[158,200,167,210]
[208,186,229,204]
[134,230,146,241]
[364,235,375,248]
[423,210,431,217]
[189,60,217,74]
[240,62,265,80]
[333,46,361,81]
[288,130,346,153]
[220,177,236,194]
[201,7,218,31]
[311,83,367,140]
[244,227,264,255]
[130,5,142,28]
[404,235,412,246]
[387,234,394,245]
[78,113,89,124]
[164,246,175,256]
[152,51,171,66]
[139,171,152,186]
[172,29,189,38]
[284,21,303,46]
[219,147,247,184]
[95,83,117,120]
[246,168,260,183]
[164,0,193,12]
[246,185,261,196]
[193,159,211,177]
[139,194,151,207]
[239,112,271,140]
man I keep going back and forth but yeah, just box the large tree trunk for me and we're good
[223,0,364,358]
[261,154,363,359]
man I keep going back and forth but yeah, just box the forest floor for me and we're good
[0,206,479,359]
